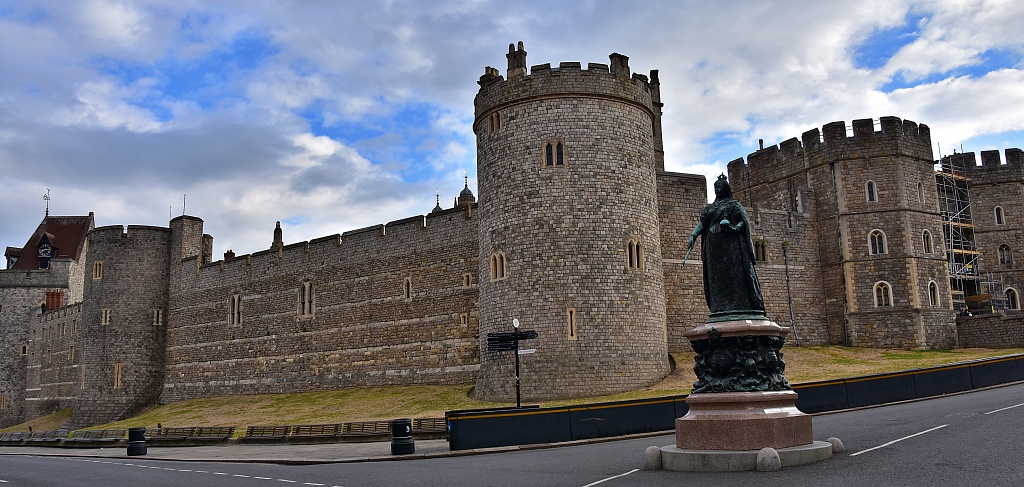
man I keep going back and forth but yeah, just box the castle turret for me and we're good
[473,44,669,401]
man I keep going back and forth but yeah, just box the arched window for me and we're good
[866,181,877,202]
[918,182,924,202]
[627,240,644,269]
[545,143,553,166]
[754,241,768,262]
[922,230,933,254]
[995,206,1005,225]
[403,278,412,300]
[874,282,892,307]
[998,244,1012,265]
[870,230,886,255]
[556,143,564,165]
[490,252,507,280]
[928,281,939,307]
[1006,288,1020,310]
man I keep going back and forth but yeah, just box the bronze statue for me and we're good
[686,174,767,322]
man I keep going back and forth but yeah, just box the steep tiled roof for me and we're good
[10,214,94,270]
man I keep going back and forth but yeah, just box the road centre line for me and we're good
[850,424,948,456]
[984,402,1024,415]
[581,468,639,487]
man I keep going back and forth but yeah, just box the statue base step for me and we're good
[676,390,812,451]
[660,441,834,472]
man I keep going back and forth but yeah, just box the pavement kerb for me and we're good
[2,379,1022,465]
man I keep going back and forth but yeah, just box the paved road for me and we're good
[1,383,1022,486]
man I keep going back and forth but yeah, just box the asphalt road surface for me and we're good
[1,383,1022,486]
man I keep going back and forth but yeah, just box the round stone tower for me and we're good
[473,42,669,401]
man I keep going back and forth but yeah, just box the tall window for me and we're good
[1007,288,1020,310]
[152,309,163,326]
[68,344,75,361]
[995,206,1005,225]
[870,230,886,255]
[546,143,553,166]
[490,252,507,281]
[113,363,123,389]
[101,309,111,325]
[556,142,564,165]
[866,181,877,202]
[0,395,6,410]
[928,281,939,307]
[922,230,933,254]
[566,308,578,340]
[627,240,644,269]
[754,241,768,262]
[299,282,314,316]
[403,278,412,300]
[488,112,501,133]
[918,182,924,202]
[999,245,1012,265]
[229,294,241,325]
[874,282,892,307]
[93,261,103,279]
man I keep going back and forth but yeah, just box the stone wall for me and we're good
[25,303,82,420]
[72,225,171,428]
[473,45,669,401]
[161,205,480,402]
[956,311,1024,348]
[657,171,707,351]
[967,149,1024,310]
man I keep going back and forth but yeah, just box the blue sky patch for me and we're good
[954,129,1024,158]
[881,48,1023,92]
[854,14,927,70]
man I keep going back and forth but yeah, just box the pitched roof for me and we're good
[10,214,94,270]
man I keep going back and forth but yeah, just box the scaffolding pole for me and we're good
[936,153,982,311]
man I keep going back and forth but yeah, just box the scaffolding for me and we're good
[936,153,982,311]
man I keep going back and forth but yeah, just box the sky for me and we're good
[2,0,1024,257]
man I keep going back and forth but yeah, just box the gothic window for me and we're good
[403,277,412,300]
[490,252,507,281]
[229,295,241,325]
[754,241,768,262]
[869,230,886,255]
[566,308,578,340]
[866,181,877,202]
[928,281,939,307]
[998,244,1012,265]
[1006,288,1020,310]
[299,282,314,316]
[922,230,933,254]
[487,112,501,133]
[93,261,103,279]
[995,206,1005,225]
[543,140,566,167]
[627,240,644,269]
[874,282,892,307]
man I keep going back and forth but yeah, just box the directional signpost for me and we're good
[486,318,538,408]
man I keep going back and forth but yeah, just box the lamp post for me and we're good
[782,241,801,346]
[513,318,521,408]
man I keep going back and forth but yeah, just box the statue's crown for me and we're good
[717,173,728,182]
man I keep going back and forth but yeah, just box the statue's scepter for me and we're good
[683,244,694,263]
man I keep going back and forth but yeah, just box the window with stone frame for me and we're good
[918,181,925,202]
[754,241,768,262]
[113,363,123,389]
[543,140,566,167]
[487,111,501,133]
[462,273,473,288]
[403,277,412,301]
[229,294,241,325]
[998,244,1012,265]
[874,282,892,307]
[21,344,27,355]
[869,230,887,255]
[566,308,578,340]
[68,344,75,361]
[1006,288,1020,310]
[627,240,645,269]
[928,281,939,307]
[995,206,1005,225]
[152,309,163,326]
[866,181,877,202]
[298,282,314,316]
[93,261,103,279]
[922,230,933,254]
[101,308,111,325]
[0,395,6,410]
[490,252,507,281]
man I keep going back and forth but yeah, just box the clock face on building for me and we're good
[38,243,53,258]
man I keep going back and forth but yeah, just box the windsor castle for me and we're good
[2,43,1023,429]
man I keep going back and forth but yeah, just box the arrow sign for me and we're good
[517,349,536,355]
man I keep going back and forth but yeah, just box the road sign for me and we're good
[517,349,536,355]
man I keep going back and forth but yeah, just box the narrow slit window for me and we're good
[113,363,123,389]
[403,278,412,300]
[68,344,75,361]
[923,231,933,254]
[101,309,111,325]
[1,395,6,410]
[229,295,241,325]
[299,282,315,316]
[866,181,877,202]
[153,309,163,326]
[80,366,86,389]
[627,242,635,268]
[928,281,939,307]
[21,344,27,355]
[995,206,1005,225]
[93,261,103,279]
[567,308,578,340]
[918,182,924,202]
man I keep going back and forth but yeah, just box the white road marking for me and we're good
[850,424,949,456]
[304,483,325,486]
[254,477,273,480]
[278,480,297,483]
[581,469,639,487]
[234,474,251,478]
[178,469,192,472]
[214,472,229,475]
[984,402,1024,415]
[0,479,9,483]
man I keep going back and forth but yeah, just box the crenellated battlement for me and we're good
[729,117,933,191]
[474,42,656,127]
[963,148,1024,185]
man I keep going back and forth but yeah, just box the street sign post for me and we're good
[486,319,538,408]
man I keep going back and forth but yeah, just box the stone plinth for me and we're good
[676,391,812,451]
[660,441,833,472]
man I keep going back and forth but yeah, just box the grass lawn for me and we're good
[4,346,1022,435]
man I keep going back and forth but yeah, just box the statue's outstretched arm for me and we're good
[687,222,703,250]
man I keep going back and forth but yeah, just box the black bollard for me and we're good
[390,418,414,455]
[127,427,147,456]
